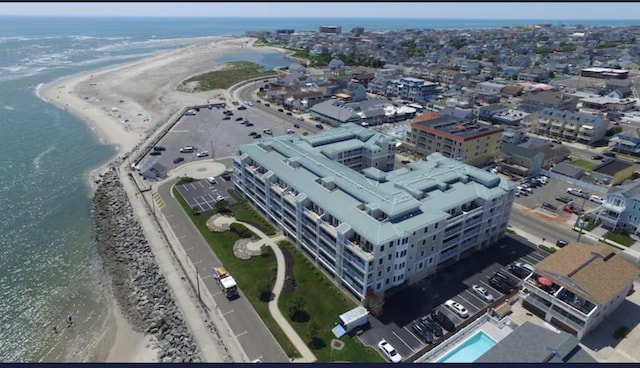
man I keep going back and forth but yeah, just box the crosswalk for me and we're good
[152,191,167,210]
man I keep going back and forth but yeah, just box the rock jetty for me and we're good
[93,168,200,362]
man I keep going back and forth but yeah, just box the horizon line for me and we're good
[0,14,639,21]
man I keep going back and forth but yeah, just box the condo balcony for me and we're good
[556,288,597,317]
[601,201,625,213]
[525,273,561,297]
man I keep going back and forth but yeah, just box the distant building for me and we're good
[385,77,438,104]
[519,91,577,113]
[409,115,504,166]
[551,162,585,180]
[350,26,364,37]
[497,143,545,177]
[319,25,342,34]
[579,96,636,112]
[608,129,640,155]
[580,67,629,79]
[522,243,638,339]
[141,158,167,180]
[533,108,609,145]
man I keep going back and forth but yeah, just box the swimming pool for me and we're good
[395,129,407,137]
[436,331,496,363]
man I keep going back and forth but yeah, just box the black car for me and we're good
[412,323,434,344]
[222,116,231,120]
[489,276,513,294]
[278,108,284,112]
[419,316,443,338]
[508,264,530,279]
[264,103,270,107]
[430,310,455,332]
[592,155,604,160]
[253,134,262,139]
[173,157,185,164]
[286,112,293,116]
[293,124,300,128]
[494,272,518,287]
[555,195,573,203]
[149,151,161,156]
[245,122,254,127]
[556,239,569,248]
[153,145,166,151]
[603,152,616,157]
[235,117,243,121]
[221,172,231,181]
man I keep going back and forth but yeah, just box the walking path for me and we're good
[220,217,318,363]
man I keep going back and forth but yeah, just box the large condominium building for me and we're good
[409,115,504,166]
[385,77,438,103]
[232,123,516,300]
[522,243,638,339]
[532,108,609,145]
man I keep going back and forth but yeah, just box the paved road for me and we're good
[156,178,289,363]
[510,204,597,246]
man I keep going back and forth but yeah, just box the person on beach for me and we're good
[66,313,73,327]
[52,325,58,334]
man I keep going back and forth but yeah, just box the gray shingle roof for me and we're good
[476,322,596,363]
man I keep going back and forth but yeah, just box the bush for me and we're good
[177,176,196,184]
[614,326,629,340]
[230,223,253,238]
[538,244,557,253]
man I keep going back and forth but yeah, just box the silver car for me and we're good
[472,285,494,302]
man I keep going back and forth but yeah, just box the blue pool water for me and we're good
[437,331,496,363]
[395,130,407,137]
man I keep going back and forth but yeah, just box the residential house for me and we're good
[498,143,545,177]
[521,243,638,339]
[479,104,509,121]
[385,77,438,103]
[580,96,636,112]
[605,79,633,98]
[590,159,636,186]
[533,108,609,145]
[596,181,640,234]
[550,162,585,180]
[518,67,551,82]
[609,129,640,156]
[501,128,525,145]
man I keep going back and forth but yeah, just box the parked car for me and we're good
[222,116,231,120]
[293,124,300,128]
[245,122,254,127]
[207,177,217,185]
[556,239,569,248]
[555,195,573,203]
[603,152,616,157]
[286,129,295,134]
[430,310,455,332]
[235,117,243,121]
[196,151,209,157]
[180,146,195,153]
[592,155,604,160]
[277,108,284,112]
[445,300,469,318]
[412,323,434,344]
[494,272,518,287]
[149,151,161,156]
[221,172,231,181]
[297,116,304,121]
[472,285,494,302]
[377,340,402,363]
[315,123,324,130]
[253,134,262,139]
[249,131,257,136]
[172,157,184,164]
[419,316,443,337]
[286,112,292,116]
[489,276,513,294]
[590,195,604,204]
[153,145,166,151]
[216,195,225,201]
[263,129,272,135]
[264,103,270,107]
[567,188,588,198]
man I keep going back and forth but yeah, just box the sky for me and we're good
[0,2,637,19]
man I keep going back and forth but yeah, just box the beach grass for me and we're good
[172,186,301,358]
[277,241,383,363]
[177,61,277,92]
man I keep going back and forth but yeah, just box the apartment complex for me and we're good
[385,77,438,103]
[532,108,609,145]
[232,124,516,300]
[409,115,504,166]
[522,243,638,339]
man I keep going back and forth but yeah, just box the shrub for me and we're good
[230,223,253,238]
[538,244,557,254]
[614,326,629,340]
[177,176,196,184]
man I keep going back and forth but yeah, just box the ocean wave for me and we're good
[93,35,209,52]
[33,146,56,171]
[3,105,15,111]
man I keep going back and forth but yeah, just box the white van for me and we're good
[180,146,195,153]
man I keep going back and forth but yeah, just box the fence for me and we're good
[539,169,607,194]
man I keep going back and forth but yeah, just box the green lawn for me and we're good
[172,186,300,358]
[572,159,596,172]
[604,231,636,247]
[277,241,383,363]
[228,189,276,235]
[177,61,277,92]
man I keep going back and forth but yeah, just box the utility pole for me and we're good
[576,195,588,243]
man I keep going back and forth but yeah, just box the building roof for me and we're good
[521,91,576,105]
[551,162,584,178]
[534,243,639,304]
[310,100,360,123]
[592,159,635,177]
[411,116,503,141]
[411,111,441,124]
[608,180,640,198]
[476,322,596,363]
[237,124,516,245]
[501,143,543,160]
[480,104,509,113]
[539,108,607,127]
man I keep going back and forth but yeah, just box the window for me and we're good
[380,245,385,252]
[388,254,392,260]
[377,282,381,290]
[386,278,389,285]
[435,223,438,229]
[379,259,383,265]
[421,251,425,257]
[378,271,382,277]
[431,246,435,252]
[387,266,390,272]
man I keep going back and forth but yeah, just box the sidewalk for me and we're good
[234,221,317,363]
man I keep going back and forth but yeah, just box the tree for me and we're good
[308,321,321,349]
[288,296,309,322]
[215,199,231,214]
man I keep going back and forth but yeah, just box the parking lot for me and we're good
[137,102,304,174]
[176,175,237,213]
[511,175,601,214]
[361,237,550,360]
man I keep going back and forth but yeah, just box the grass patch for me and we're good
[178,61,277,92]
[228,189,276,235]
[604,231,636,247]
[571,159,596,172]
[176,176,196,185]
[538,244,557,254]
[580,216,598,232]
[172,186,300,358]
[506,228,516,235]
[277,241,383,363]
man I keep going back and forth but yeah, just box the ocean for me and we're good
[0,15,637,362]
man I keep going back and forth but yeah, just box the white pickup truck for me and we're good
[567,187,588,198]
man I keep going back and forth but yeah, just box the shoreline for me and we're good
[39,35,274,362]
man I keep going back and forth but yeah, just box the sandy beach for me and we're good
[39,35,286,362]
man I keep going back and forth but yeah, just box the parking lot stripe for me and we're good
[461,290,486,309]
[521,255,540,265]
[527,252,546,262]
[391,331,414,352]
[439,307,463,323]
[457,293,481,312]
[479,279,503,297]
[403,326,423,344]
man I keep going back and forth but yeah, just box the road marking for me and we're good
[193,260,203,265]
[171,129,190,133]
[235,330,247,338]
[212,291,222,297]
[458,293,481,311]
[184,247,194,251]
[463,289,487,308]
[201,274,212,280]
[391,331,414,352]
[403,326,423,344]
[479,279,503,297]
[223,309,235,316]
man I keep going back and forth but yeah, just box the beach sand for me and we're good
[40,35,285,362]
